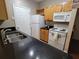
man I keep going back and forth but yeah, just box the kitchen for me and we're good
[0,0,78,59]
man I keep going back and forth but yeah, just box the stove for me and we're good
[48,27,68,51]
[49,28,68,33]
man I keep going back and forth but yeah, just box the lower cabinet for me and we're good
[40,28,49,43]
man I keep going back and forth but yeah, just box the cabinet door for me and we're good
[62,1,72,12]
[44,8,52,21]
[51,5,62,12]
[0,0,8,20]
[51,5,62,21]
[44,30,49,42]
[44,8,49,21]
[44,5,62,21]
[40,29,45,41]
[40,29,49,42]
[36,9,44,16]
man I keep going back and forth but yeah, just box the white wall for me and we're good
[13,0,39,14]
[0,0,39,28]
[39,0,65,8]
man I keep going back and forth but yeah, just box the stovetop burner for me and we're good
[49,28,68,33]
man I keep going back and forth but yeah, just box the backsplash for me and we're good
[0,20,15,28]
[54,22,69,29]
[45,21,54,26]
[45,21,69,29]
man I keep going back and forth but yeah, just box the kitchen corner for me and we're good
[0,0,77,59]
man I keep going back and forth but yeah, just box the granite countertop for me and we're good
[2,32,72,59]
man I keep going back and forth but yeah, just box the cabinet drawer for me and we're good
[44,8,52,21]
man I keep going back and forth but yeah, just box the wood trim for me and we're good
[0,0,8,20]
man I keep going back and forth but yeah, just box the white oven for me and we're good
[53,12,71,22]
[48,28,68,51]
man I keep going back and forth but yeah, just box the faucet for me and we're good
[1,29,11,44]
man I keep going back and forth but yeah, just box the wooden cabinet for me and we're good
[51,5,62,13]
[36,9,44,16]
[40,29,45,41]
[0,0,8,20]
[39,1,72,21]
[44,7,52,21]
[40,28,49,42]
[62,1,73,12]
[44,5,62,21]
[44,29,49,42]
[51,5,62,20]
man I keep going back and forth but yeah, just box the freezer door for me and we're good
[31,15,45,24]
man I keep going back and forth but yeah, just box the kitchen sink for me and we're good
[5,31,27,43]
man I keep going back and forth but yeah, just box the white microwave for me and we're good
[53,12,71,22]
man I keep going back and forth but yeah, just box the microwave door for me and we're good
[53,15,66,22]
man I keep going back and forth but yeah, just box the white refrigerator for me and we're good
[31,15,45,40]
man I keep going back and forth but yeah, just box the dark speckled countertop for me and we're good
[2,32,72,59]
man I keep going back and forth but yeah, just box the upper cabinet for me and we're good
[39,1,73,21]
[44,5,62,21]
[51,5,62,13]
[0,0,8,20]
[50,5,62,20]
[44,7,52,21]
[36,9,44,16]
[62,1,73,12]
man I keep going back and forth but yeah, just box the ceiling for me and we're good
[73,0,79,3]
[34,0,45,2]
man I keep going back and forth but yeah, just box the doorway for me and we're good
[68,8,79,59]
